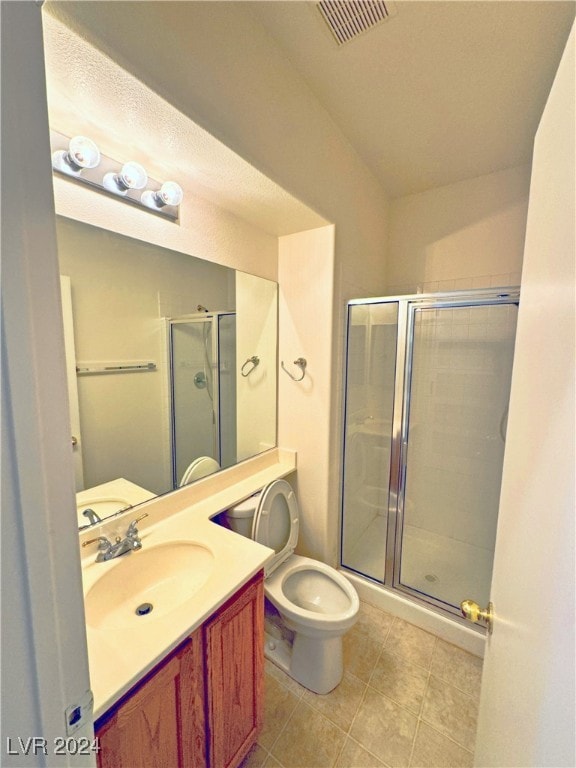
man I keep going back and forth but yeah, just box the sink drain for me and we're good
[135,602,154,616]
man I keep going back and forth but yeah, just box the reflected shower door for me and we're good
[217,313,237,469]
[398,302,518,610]
[170,319,217,486]
[341,302,399,581]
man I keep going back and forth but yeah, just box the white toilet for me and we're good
[224,479,359,694]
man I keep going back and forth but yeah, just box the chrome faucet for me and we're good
[82,508,102,526]
[82,513,148,562]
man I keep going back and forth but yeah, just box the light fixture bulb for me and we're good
[103,162,148,196]
[141,181,183,209]
[52,136,101,176]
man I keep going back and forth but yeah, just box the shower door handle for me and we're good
[460,599,494,634]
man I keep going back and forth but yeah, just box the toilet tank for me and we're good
[224,493,261,538]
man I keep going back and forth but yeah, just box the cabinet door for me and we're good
[205,572,264,768]
[96,630,206,768]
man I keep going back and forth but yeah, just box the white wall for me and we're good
[1,4,94,764]
[387,165,530,294]
[279,226,336,560]
[236,272,278,461]
[54,177,279,283]
[475,23,575,767]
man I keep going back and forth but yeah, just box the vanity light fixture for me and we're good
[50,129,183,222]
[141,181,184,210]
[103,161,148,196]
[51,135,101,177]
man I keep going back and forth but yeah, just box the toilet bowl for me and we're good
[224,479,359,694]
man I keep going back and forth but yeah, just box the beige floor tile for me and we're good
[430,640,483,699]
[410,722,474,767]
[258,674,301,751]
[302,672,367,732]
[335,737,387,767]
[265,659,307,698]
[263,756,283,768]
[356,602,396,642]
[239,743,270,768]
[420,675,479,748]
[270,701,347,768]
[386,619,437,669]
[369,649,429,714]
[350,686,418,768]
[344,625,383,682]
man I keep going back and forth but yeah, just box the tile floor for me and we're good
[241,601,483,768]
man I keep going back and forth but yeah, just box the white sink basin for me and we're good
[85,542,215,631]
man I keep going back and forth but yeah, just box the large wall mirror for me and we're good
[56,216,277,528]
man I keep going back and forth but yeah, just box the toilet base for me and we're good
[263,617,344,695]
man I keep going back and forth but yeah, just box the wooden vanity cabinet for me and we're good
[205,572,264,768]
[95,572,264,768]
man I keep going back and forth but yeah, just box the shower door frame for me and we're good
[341,287,520,621]
[168,311,235,488]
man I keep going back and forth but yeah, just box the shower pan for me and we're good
[168,312,236,488]
[340,288,519,627]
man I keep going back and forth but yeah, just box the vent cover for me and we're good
[317,1,394,46]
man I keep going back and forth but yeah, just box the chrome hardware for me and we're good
[71,435,78,447]
[82,513,149,562]
[461,599,494,634]
[281,357,307,381]
[241,355,260,377]
[194,371,207,389]
[82,508,102,526]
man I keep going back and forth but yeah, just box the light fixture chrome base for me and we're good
[50,130,181,222]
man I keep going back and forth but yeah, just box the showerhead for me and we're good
[197,305,209,312]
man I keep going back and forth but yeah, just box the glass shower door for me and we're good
[397,301,518,611]
[341,301,399,581]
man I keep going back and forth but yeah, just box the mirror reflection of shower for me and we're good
[168,311,236,488]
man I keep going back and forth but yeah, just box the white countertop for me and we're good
[80,448,296,720]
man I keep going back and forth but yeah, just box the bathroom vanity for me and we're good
[79,449,296,768]
[95,573,263,768]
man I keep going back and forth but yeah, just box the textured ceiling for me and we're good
[43,1,575,206]
[42,13,328,236]
[248,1,575,196]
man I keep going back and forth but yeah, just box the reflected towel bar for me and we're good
[76,361,157,375]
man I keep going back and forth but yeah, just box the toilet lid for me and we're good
[180,456,220,486]
[251,479,299,574]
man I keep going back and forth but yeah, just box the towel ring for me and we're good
[281,357,307,382]
[241,355,260,377]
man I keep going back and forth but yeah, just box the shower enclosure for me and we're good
[341,288,519,623]
[168,312,236,487]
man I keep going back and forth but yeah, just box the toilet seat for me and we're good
[251,479,299,575]
[179,456,220,486]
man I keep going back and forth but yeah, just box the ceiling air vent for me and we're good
[317,1,395,46]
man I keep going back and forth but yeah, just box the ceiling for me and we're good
[44,1,575,205]
[247,1,575,197]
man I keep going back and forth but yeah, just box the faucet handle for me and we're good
[127,512,148,535]
[82,536,110,549]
